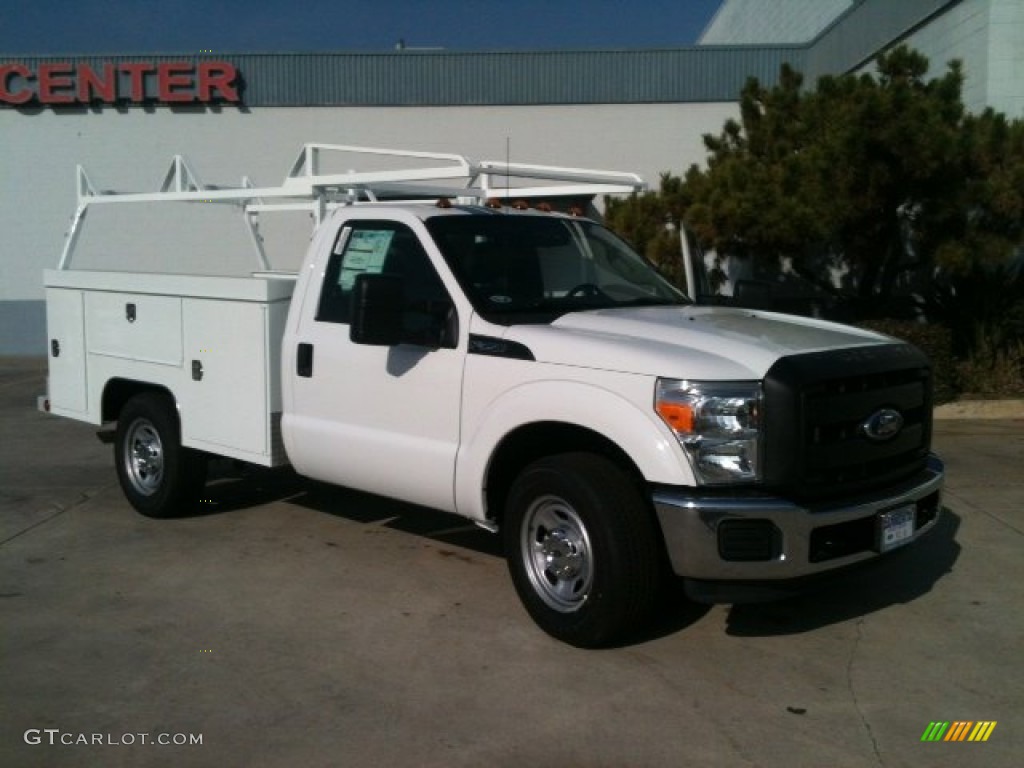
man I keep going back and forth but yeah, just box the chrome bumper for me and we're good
[652,455,944,584]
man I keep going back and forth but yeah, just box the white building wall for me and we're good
[844,0,1020,118]
[987,0,1024,117]
[891,0,992,113]
[0,102,737,353]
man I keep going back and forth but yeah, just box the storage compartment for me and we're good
[85,291,183,366]
[45,288,88,415]
[43,269,294,465]
[179,297,289,463]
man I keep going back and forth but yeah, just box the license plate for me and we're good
[878,505,916,552]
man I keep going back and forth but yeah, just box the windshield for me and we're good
[426,214,688,324]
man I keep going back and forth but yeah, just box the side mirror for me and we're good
[350,274,404,346]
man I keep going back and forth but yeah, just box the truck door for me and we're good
[285,219,464,513]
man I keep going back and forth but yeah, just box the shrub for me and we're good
[955,325,1024,398]
[858,320,958,404]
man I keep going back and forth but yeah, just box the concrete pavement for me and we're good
[2,356,1021,767]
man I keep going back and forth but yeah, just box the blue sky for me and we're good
[0,0,723,55]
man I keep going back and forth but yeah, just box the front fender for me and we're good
[454,375,694,521]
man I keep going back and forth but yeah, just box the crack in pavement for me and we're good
[846,618,885,766]
[628,649,758,767]
[0,488,108,546]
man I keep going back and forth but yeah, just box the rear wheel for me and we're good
[115,392,206,518]
[504,452,662,647]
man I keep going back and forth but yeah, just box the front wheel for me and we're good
[504,453,662,647]
[115,392,206,518]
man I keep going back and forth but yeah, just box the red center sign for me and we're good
[0,61,240,105]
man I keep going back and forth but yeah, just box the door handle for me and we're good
[297,343,313,377]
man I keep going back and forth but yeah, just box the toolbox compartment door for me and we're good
[45,288,88,415]
[84,292,183,366]
[180,298,272,458]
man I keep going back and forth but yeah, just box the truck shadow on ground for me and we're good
[197,462,959,644]
[723,508,961,637]
[199,460,504,556]
[199,461,713,642]
[195,462,307,516]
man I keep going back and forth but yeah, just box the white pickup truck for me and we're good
[41,144,944,647]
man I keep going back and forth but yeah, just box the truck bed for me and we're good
[43,269,294,467]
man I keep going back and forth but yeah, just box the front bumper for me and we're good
[652,454,944,590]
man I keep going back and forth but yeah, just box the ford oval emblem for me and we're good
[862,408,904,442]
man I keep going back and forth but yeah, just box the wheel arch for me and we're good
[455,379,693,524]
[484,421,648,530]
[102,378,177,424]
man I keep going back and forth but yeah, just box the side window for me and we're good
[316,221,452,344]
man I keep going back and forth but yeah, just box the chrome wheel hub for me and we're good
[521,496,593,612]
[125,419,164,496]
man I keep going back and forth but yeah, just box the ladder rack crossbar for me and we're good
[59,142,647,271]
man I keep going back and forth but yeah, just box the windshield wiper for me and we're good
[615,297,689,307]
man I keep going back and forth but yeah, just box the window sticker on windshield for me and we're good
[489,295,513,304]
[339,229,394,290]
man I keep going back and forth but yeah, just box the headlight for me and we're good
[655,379,762,485]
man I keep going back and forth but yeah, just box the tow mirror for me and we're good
[350,274,404,346]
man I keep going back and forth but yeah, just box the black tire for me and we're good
[504,452,662,648]
[114,392,207,518]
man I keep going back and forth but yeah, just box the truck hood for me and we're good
[504,305,891,380]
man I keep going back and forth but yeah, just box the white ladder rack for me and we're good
[58,143,646,271]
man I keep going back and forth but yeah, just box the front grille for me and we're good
[763,344,933,500]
